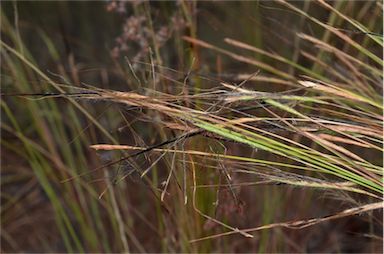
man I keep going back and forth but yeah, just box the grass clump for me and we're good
[1,1,382,253]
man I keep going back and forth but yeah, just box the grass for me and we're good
[1,1,383,253]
